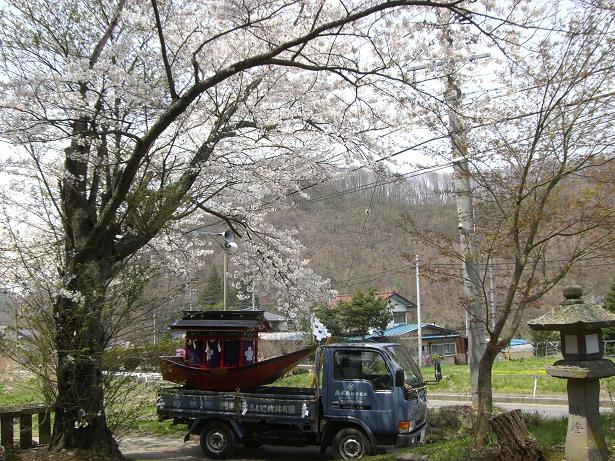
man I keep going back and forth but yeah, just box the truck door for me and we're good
[323,348,397,435]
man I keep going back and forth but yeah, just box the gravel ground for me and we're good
[119,435,329,461]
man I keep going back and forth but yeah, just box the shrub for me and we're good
[603,376,615,412]
[426,405,477,442]
[103,338,182,372]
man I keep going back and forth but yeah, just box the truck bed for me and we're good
[157,386,318,425]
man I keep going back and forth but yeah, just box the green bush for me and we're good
[603,376,615,411]
[103,338,182,372]
[426,405,477,442]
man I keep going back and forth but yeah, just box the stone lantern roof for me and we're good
[528,285,615,331]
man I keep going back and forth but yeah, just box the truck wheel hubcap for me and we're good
[207,431,226,452]
[342,437,363,458]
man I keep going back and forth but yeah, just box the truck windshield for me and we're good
[385,345,423,388]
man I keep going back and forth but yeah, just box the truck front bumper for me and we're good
[395,424,427,447]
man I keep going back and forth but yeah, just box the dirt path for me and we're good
[119,435,203,460]
[119,435,328,461]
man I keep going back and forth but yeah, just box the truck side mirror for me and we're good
[395,368,405,387]
[434,361,442,382]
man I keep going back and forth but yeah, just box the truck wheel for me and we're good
[332,428,371,459]
[200,422,236,459]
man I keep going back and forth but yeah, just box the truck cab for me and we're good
[318,343,428,457]
[157,341,436,460]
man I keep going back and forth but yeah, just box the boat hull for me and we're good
[160,346,315,391]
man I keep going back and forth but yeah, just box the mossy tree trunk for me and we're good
[52,256,120,456]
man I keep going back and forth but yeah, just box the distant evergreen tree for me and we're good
[197,267,223,308]
[529,329,558,345]
[337,288,393,338]
[315,304,345,338]
[227,284,242,309]
[604,279,615,340]
[317,288,393,339]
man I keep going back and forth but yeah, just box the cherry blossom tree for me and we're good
[0,0,546,455]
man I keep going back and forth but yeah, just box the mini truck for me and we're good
[157,342,441,460]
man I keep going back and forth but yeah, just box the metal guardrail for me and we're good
[534,340,615,358]
[534,341,561,357]
[0,405,51,450]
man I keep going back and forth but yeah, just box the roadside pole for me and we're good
[416,255,422,367]
[441,20,487,404]
[405,14,489,400]
[223,248,228,311]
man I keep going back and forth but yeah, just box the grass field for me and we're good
[422,357,570,395]
[0,381,43,408]
[275,357,615,398]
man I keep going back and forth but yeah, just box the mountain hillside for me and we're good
[147,168,615,341]
[268,169,615,334]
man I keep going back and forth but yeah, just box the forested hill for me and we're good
[268,169,615,333]
[135,168,615,339]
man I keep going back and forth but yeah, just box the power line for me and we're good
[342,173,380,293]
[301,162,453,205]
[332,256,615,290]
[332,263,415,290]
[186,161,454,233]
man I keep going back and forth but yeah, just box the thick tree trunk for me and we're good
[51,257,121,457]
[489,410,546,461]
[474,344,496,447]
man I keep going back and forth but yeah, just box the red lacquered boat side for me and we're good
[160,346,315,391]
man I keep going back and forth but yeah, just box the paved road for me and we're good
[429,398,572,418]
[429,398,613,418]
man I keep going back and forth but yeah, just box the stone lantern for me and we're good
[528,285,615,461]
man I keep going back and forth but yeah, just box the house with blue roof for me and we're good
[361,322,467,365]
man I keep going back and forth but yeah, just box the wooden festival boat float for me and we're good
[160,310,314,391]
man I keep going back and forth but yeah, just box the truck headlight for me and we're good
[398,420,415,433]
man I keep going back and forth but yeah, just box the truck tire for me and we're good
[200,421,236,459]
[332,427,371,459]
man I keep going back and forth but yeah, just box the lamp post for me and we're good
[529,285,615,461]
[222,230,238,311]
[186,228,239,311]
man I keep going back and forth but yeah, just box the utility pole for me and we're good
[415,255,423,367]
[442,19,487,403]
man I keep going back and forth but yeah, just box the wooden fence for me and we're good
[0,406,51,450]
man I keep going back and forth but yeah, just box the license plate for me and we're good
[419,429,426,443]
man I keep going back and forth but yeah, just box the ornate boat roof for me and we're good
[170,310,272,332]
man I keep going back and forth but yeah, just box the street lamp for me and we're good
[222,230,238,311]
[186,228,238,311]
